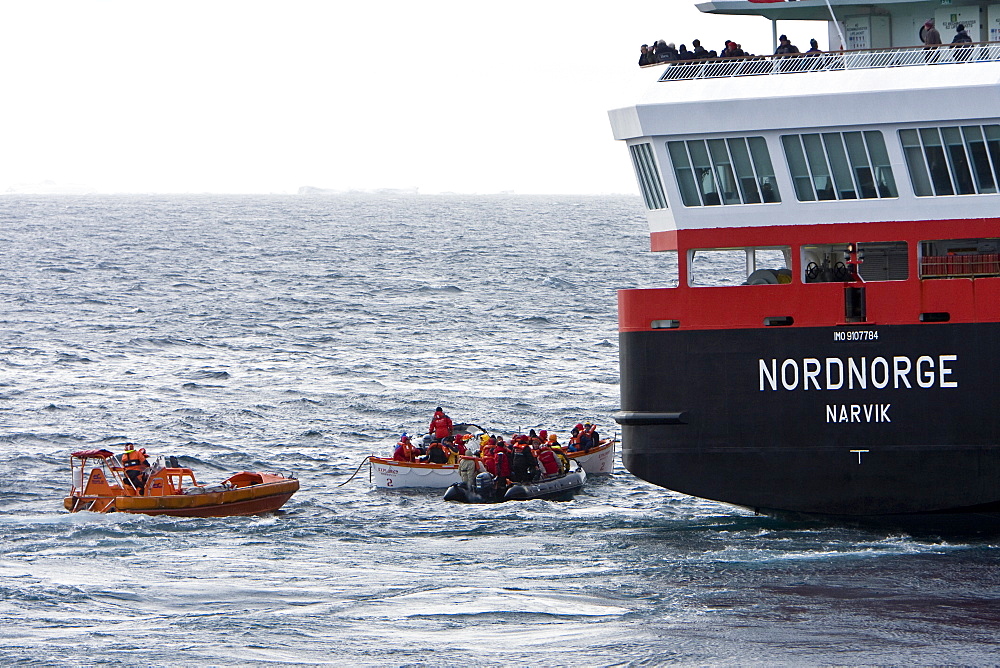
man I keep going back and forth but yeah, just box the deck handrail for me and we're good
[652,42,1000,82]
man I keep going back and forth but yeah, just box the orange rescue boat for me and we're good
[64,448,299,517]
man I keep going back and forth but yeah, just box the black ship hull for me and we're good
[616,322,1000,525]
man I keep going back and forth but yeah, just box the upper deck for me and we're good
[654,42,1000,83]
[612,1,1000,330]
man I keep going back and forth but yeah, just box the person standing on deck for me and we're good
[922,19,942,47]
[510,443,538,483]
[458,454,483,488]
[429,407,453,441]
[774,35,799,55]
[121,443,150,494]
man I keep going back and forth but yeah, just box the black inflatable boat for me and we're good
[443,464,587,503]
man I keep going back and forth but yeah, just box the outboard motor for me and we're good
[168,456,179,468]
[474,472,494,499]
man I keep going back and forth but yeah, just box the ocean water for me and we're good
[1,194,998,666]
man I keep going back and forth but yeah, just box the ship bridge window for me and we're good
[802,241,908,283]
[900,125,1000,197]
[629,142,668,210]
[667,137,780,207]
[920,238,1000,278]
[689,246,791,286]
[782,131,898,202]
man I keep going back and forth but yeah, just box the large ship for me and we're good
[610,0,1000,525]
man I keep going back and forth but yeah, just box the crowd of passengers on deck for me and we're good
[638,35,822,67]
[392,408,601,484]
[640,18,980,68]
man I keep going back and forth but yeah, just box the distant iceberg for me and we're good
[297,185,419,195]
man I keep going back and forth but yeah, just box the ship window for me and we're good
[864,131,899,197]
[858,242,909,281]
[782,131,897,201]
[920,238,1000,278]
[802,241,908,283]
[629,142,668,210]
[666,137,780,207]
[689,246,791,286]
[900,125,1000,197]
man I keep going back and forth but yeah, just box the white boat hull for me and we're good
[369,457,461,489]
[567,439,616,474]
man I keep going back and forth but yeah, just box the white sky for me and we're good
[1,2,823,194]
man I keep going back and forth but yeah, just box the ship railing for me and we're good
[656,42,1000,82]
[920,254,1000,279]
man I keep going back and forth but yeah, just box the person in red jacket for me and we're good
[428,407,453,440]
[536,443,560,476]
[392,434,416,462]
[494,442,512,481]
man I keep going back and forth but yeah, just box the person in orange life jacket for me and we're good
[536,443,560,476]
[425,439,451,464]
[578,422,599,451]
[568,423,584,452]
[481,445,498,476]
[121,443,150,493]
[510,443,538,483]
[392,434,416,462]
[428,407,453,440]
[458,452,484,488]
[527,429,542,447]
[586,423,600,447]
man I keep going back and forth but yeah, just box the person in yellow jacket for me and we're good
[550,444,571,474]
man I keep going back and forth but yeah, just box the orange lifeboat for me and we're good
[64,449,299,517]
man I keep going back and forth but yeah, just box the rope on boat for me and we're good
[335,456,372,488]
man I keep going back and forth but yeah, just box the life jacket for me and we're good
[393,441,415,462]
[482,454,497,476]
[552,447,570,473]
[537,448,559,475]
[427,443,450,464]
[122,447,147,470]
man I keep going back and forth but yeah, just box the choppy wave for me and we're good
[0,195,997,665]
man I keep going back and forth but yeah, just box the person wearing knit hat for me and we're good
[922,18,941,46]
